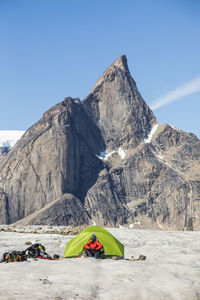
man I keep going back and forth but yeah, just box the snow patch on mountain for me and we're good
[97,148,126,160]
[144,124,158,143]
[118,148,126,159]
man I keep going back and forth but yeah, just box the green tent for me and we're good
[64,226,124,258]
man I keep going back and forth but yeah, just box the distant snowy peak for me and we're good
[0,131,25,148]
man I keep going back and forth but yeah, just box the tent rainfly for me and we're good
[64,226,124,258]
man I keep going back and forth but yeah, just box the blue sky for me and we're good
[0,0,200,137]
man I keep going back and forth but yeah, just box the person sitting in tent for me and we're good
[64,226,124,259]
[84,235,103,258]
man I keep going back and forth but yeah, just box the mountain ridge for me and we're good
[0,55,200,230]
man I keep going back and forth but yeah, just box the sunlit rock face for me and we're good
[0,56,200,230]
[83,55,156,152]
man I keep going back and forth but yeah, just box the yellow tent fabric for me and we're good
[64,226,124,258]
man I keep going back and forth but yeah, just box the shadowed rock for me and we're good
[0,97,104,224]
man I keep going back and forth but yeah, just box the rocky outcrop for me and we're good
[0,56,200,230]
[13,193,91,226]
[0,98,104,224]
[0,224,85,235]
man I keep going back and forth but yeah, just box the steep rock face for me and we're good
[84,123,200,230]
[148,124,200,230]
[0,56,200,230]
[83,55,156,152]
[0,98,104,224]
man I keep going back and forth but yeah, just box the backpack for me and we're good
[1,250,27,263]
[1,243,59,263]
[25,243,46,258]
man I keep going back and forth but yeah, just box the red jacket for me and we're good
[84,240,103,251]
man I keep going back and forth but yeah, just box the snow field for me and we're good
[0,228,200,300]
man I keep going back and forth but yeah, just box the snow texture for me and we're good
[144,124,159,143]
[155,154,164,160]
[97,148,126,160]
[0,227,200,300]
[118,148,126,159]
[0,130,25,147]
